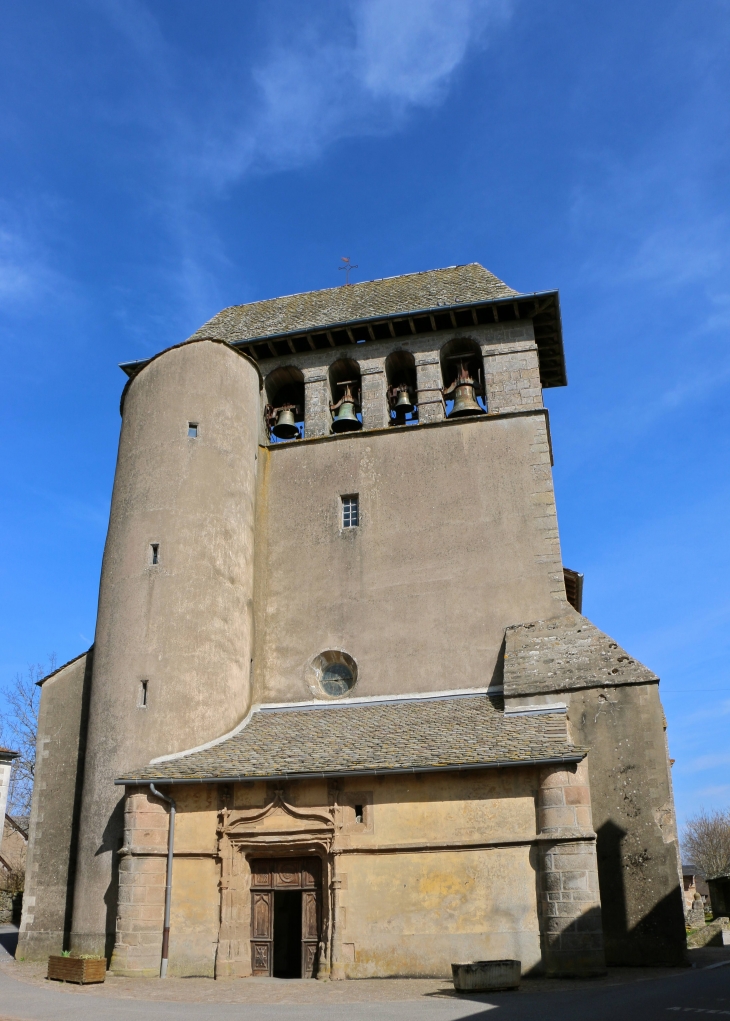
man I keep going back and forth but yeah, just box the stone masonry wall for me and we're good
[111,789,168,976]
[303,370,330,438]
[481,334,543,415]
[16,651,92,961]
[536,759,605,977]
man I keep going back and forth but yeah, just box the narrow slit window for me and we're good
[188,423,198,437]
[354,804,364,824]
[342,494,359,528]
[150,543,159,565]
[138,680,148,708]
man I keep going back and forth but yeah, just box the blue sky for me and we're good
[0,0,728,829]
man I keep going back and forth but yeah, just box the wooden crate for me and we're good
[47,955,106,984]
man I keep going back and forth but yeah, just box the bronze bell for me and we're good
[271,407,299,439]
[332,400,362,432]
[395,388,414,412]
[449,381,483,417]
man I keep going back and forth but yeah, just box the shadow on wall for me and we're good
[99,796,125,963]
[597,819,687,966]
[0,921,19,956]
[63,649,94,951]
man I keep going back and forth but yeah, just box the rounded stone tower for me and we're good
[70,339,261,955]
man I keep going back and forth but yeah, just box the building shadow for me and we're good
[97,795,125,963]
[0,925,19,957]
[62,647,94,951]
[597,819,686,966]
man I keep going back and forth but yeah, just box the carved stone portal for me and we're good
[215,791,335,979]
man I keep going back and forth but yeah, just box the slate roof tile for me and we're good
[188,264,517,345]
[118,693,582,784]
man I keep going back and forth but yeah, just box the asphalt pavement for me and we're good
[0,923,728,1021]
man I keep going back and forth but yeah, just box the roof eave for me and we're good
[120,289,567,389]
[115,750,585,786]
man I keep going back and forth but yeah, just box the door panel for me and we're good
[252,941,271,976]
[301,886,320,978]
[302,858,321,888]
[302,941,318,980]
[274,859,301,887]
[251,860,273,887]
[251,890,273,975]
[252,891,272,938]
[302,890,319,940]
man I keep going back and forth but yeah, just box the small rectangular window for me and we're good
[354,804,364,824]
[138,680,148,708]
[150,543,159,565]
[342,495,359,528]
[188,423,198,438]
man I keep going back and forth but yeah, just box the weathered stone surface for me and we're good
[567,684,686,966]
[687,917,729,948]
[504,610,658,699]
[534,761,605,977]
[687,894,705,928]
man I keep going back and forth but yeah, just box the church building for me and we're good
[18,264,686,979]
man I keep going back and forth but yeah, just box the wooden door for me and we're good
[249,857,321,978]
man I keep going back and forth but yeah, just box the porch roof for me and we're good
[116,692,584,785]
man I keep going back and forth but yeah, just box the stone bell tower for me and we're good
[70,339,261,955]
[17,264,685,972]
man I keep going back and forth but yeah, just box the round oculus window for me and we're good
[306,650,358,699]
[321,662,355,697]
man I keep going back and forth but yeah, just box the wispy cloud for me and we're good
[0,230,34,300]
[237,0,508,175]
[0,223,57,304]
[685,699,730,725]
[695,784,730,800]
[0,208,79,331]
[680,752,730,774]
[97,0,509,184]
[92,0,510,327]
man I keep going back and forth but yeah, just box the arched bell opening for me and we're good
[439,337,486,418]
[385,350,418,426]
[264,366,305,442]
[329,359,362,433]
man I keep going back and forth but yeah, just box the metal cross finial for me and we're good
[339,256,358,285]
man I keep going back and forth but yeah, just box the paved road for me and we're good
[1,925,728,1021]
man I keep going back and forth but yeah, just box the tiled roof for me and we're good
[117,693,582,784]
[504,611,658,699]
[188,264,518,345]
